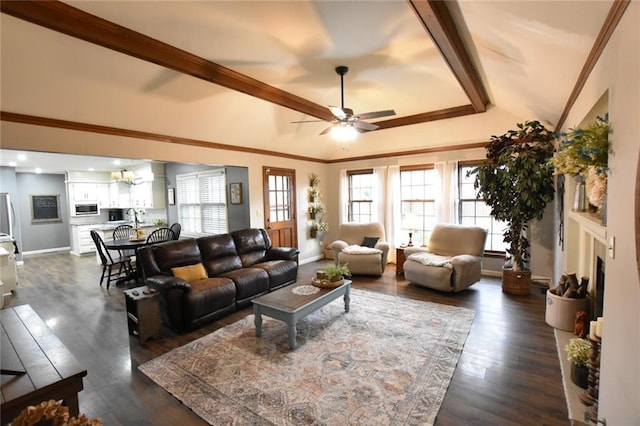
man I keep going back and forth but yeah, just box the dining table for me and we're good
[105,237,150,284]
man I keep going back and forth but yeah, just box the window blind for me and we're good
[177,169,228,236]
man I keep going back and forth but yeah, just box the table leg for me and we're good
[287,321,297,350]
[254,306,262,337]
[63,394,80,417]
[344,287,350,313]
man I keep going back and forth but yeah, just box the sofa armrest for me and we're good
[450,254,482,290]
[329,240,348,265]
[146,275,192,293]
[374,241,390,265]
[265,247,299,262]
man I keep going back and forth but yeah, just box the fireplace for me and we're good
[593,256,605,319]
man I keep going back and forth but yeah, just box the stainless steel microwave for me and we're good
[73,203,99,216]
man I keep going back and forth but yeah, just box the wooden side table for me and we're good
[124,286,161,344]
[396,246,408,275]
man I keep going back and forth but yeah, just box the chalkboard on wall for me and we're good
[30,194,62,222]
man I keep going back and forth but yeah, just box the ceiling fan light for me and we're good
[330,123,358,143]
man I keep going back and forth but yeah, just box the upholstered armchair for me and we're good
[403,223,487,292]
[330,222,389,276]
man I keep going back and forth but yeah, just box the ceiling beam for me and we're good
[408,0,489,113]
[374,104,477,129]
[0,0,334,122]
[0,111,325,163]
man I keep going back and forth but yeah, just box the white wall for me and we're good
[556,3,639,423]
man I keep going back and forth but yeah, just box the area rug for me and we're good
[139,289,475,425]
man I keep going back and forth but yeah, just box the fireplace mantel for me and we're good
[566,211,607,281]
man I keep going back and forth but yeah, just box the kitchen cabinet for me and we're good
[71,224,97,255]
[69,182,99,201]
[69,182,109,207]
[129,178,166,209]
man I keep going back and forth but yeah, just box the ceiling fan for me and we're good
[293,66,396,138]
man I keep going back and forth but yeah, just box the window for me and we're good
[176,169,227,236]
[400,166,437,246]
[347,169,374,223]
[458,162,507,253]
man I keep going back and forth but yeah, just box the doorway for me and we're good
[262,166,297,248]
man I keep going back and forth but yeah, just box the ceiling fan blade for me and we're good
[319,125,334,136]
[353,120,379,131]
[356,109,396,120]
[328,105,347,120]
[291,119,325,123]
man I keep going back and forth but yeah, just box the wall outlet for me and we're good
[256,210,263,217]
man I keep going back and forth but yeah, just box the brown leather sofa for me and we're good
[137,228,298,332]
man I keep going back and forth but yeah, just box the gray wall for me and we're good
[16,172,70,252]
[0,167,24,261]
[165,163,250,233]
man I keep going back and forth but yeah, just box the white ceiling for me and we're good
[0,0,614,168]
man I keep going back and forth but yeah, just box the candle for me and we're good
[589,320,598,340]
[595,317,604,338]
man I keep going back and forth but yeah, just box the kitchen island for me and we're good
[70,222,165,256]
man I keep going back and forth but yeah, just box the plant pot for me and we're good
[502,269,531,295]
[570,363,589,389]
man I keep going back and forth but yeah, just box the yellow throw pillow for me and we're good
[171,263,207,283]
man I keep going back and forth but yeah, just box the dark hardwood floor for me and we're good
[6,252,569,425]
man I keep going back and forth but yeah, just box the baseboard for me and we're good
[299,254,327,265]
[22,247,71,256]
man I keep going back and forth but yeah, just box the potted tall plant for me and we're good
[471,120,556,295]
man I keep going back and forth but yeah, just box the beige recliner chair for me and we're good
[403,223,487,292]
[330,222,389,276]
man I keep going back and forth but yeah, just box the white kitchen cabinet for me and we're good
[129,178,166,209]
[96,183,110,208]
[69,182,99,201]
[71,225,97,255]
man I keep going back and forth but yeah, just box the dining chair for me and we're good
[112,224,136,258]
[146,227,176,244]
[90,230,133,289]
[169,223,181,240]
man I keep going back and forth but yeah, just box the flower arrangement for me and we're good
[308,203,325,216]
[564,337,591,367]
[551,114,611,176]
[311,222,328,232]
[12,400,102,426]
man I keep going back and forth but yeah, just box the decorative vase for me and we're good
[570,363,589,389]
[310,228,317,239]
[572,175,588,212]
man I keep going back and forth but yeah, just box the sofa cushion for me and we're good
[222,268,269,304]
[427,224,487,257]
[184,278,236,322]
[152,238,202,273]
[197,234,243,275]
[231,228,269,267]
[253,260,298,289]
[171,263,207,283]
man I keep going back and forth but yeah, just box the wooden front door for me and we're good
[263,166,297,248]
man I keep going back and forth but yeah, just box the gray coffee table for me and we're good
[252,280,351,349]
